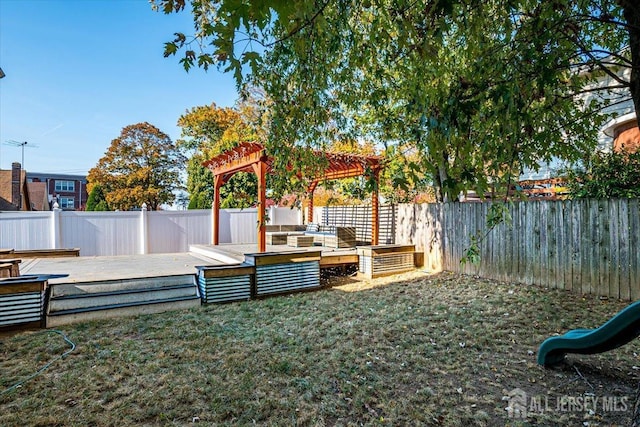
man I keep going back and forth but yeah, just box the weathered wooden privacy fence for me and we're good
[397,199,640,301]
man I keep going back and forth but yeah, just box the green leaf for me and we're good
[163,42,178,57]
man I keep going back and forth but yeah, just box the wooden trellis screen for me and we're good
[321,205,397,245]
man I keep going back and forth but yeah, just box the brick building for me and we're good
[27,171,88,211]
[0,162,49,211]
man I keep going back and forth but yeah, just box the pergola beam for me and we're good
[321,168,365,181]
[209,149,266,178]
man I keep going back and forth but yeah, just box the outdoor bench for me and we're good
[265,225,307,245]
[287,235,315,247]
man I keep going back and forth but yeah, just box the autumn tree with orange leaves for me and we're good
[178,100,266,209]
[88,122,186,211]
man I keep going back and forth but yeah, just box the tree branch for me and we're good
[569,32,630,86]
[575,14,640,32]
[267,0,332,48]
[566,84,630,97]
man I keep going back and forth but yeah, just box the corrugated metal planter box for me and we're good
[244,251,321,296]
[197,264,254,303]
[357,245,416,279]
[0,276,48,330]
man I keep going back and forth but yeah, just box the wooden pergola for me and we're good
[203,142,382,252]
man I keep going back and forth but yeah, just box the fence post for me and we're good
[50,203,62,249]
[140,203,148,254]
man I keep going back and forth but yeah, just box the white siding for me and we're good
[520,64,635,181]
[584,66,634,151]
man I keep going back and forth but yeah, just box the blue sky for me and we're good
[0,0,239,175]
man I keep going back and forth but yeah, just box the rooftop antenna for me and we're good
[5,140,39,170]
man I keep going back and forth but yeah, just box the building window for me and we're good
[59,197,75,209]
[55,180,75,192]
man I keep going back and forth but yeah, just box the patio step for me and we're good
[46,274,200,327]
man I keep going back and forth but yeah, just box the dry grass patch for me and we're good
[1,271,639,426]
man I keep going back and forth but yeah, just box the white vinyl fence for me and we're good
[0,206,301,256]
[219,209,256,245]
[60,211,142,256]
[0,211,52,250]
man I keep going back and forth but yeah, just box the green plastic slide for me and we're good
[537,300,640,366]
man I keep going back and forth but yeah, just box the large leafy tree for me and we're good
[380,144,435,204]
[87,122,185,210]
[155,0,636,201]
[177,102,262,208]
[185,154,214,209]
[177,103,250,153]
[315,139,377,205]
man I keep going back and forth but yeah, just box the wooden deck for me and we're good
[14,253,218,329]
[20,252,228,284]
[18,244,359,286]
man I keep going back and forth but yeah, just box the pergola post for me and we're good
[212,175,223,245]
[252,159,267,252]
[307,182,318,224]
[371,168,380,246]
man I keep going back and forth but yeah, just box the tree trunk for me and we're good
[436,152,450,203]
[620,1,640,128]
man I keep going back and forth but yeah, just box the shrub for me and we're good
[566,150,640,198]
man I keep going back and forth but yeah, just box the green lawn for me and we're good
[1,271,638,426]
